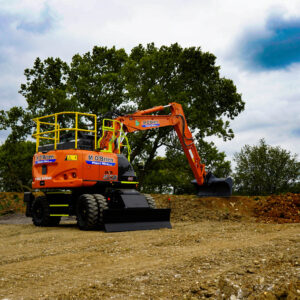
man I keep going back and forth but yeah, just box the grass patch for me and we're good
[0,192,25,215]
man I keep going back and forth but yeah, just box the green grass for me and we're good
[0,192,25,215]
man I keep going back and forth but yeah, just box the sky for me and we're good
[0,0,299,165]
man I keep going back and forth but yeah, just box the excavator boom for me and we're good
[99,102,233,197]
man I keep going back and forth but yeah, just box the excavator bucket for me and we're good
[192,172,233,197]
[102,208,171,232]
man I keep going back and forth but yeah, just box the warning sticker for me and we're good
[65,155,78,161]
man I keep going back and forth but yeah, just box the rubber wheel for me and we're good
[31,196,61,226]
[76,194,99,230]
[93,194,108,228]
[144,194,156,209]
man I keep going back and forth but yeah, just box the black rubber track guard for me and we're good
[192,172,233,197]
[103,208,171,232]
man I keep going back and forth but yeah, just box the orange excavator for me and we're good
[24,102,232,232]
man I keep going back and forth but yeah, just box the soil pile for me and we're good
[153,194,255,222]
[254,193,300,223]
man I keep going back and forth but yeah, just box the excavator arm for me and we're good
[116,103,206,185]
[99,102,233,197]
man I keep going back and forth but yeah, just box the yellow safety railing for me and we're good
[98,119,131,161]
[32,112,97,152]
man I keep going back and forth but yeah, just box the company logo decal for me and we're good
[86,155,116,166]
[35,155,56,164]
[142,120,160,128]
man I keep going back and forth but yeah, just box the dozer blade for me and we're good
[192,172,233,197]
[103,208,171,232]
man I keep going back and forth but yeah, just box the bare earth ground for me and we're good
[0,195,299,299]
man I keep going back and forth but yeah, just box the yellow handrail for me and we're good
[32,112,97,152]
[98,119,131,161]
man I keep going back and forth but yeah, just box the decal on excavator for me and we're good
[35,176,52,181]
[86,155,116,166]
[65,155,78,161]
[103,174,117,180]
[142,120,160,128]
[35,154,56,164]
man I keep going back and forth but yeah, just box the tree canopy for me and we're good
[0,43,244,192]
[0,140,35,192]
[141,139,231,194]
[233,139,300,195]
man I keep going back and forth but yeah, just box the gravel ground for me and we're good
[0,213,32,224]
[0,195,299,299]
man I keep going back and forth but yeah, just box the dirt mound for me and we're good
[254,193,300,223]
[153,194,255,222]
[2,192,299,225]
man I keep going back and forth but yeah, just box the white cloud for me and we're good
[208,61,300,160]
[0,0,299,163]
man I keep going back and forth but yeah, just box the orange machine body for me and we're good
[32,150,120,189]
[24,102,231,232]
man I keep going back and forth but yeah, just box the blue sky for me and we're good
[238,14,300,70]
[0,0,299,163]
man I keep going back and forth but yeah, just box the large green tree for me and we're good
[141,139,231,194]
[0,141,35,192]
[0,43,244,192]
[68,46,128,116]
[233,139,299,195]
[123,44,243,186]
